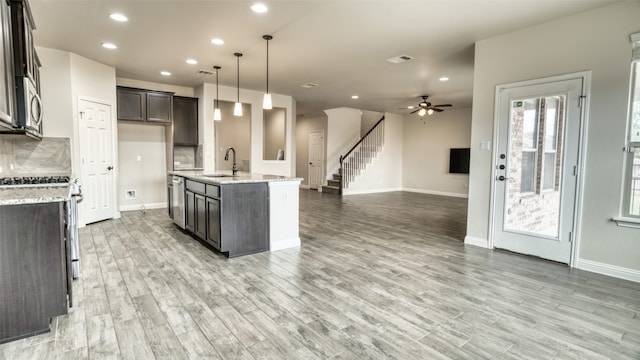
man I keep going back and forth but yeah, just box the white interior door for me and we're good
[309,130,324,189]
[79,98,115,224]
[492,77,583,263]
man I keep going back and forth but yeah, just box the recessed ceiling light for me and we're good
[101,42,117,49]
[408,106,415,109]
[160,71,171,76]
[211,38,224,45]
[351,95,359,99]
[186,59,198,65]
[109,13,128,22]
[439,76,449,82]
[251,3,268,13]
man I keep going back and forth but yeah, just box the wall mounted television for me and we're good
[449,148,470,174]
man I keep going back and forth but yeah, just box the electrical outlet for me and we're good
[125,189,136,200]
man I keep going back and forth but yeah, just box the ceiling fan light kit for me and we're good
[407,95,452,117]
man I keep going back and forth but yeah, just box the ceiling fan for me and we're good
[402,95,452,116]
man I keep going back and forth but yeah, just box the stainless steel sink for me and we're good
[203,174,236,178]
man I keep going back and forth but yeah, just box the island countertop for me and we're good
[0,185,71,205]
[169,170,303,185]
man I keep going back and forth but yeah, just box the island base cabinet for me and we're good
[194,193,206,240]
[185,189,195,232]
[220,183,269,257]
[0,202,67,344]
[205,197,221,250]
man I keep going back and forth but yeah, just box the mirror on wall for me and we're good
[215,100,251,172]
[263,107,286,161]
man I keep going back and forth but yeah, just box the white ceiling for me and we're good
[30,0,617,117]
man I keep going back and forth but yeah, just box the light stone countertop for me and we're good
[169,170,303,185]
[0,185,71,205]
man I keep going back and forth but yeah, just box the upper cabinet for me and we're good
[0,0,42,139]
[0,0,15,131]
[172,96,198,146]
[117,86,173,124]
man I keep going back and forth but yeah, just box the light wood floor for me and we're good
[1,190,639,359]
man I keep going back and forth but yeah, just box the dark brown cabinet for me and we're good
[117,86,173,124]
[205,197,220,249]
[173,96,198,146]
[0,202,67,344]
[179,177,269,257]
[10,0,36,81]
[194,193,206,240]
[0,0,15,130]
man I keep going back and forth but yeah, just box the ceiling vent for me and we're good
[198,70,215,75]
[301,82,319,88]
[386,55,413,64]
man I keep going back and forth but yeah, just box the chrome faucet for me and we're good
[224,147,237,175]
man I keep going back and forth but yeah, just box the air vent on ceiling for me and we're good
[301,82,319,88]
[386,55,414,64]
[198,70,215,75]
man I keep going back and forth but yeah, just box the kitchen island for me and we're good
[169,170,302,257]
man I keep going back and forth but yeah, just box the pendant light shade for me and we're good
[262,35,273,110]
[418,108,426,117]
[234,52,243,117]
[213,65,222,121]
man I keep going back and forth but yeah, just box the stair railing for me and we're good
[339,115,385,190]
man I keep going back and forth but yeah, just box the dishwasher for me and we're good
[172,176,186,229]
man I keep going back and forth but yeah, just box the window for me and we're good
[623,33,640,218]
[513,97,564,195]
[520,99,538,193]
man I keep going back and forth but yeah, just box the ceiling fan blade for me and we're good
[432,108,444,112]
[432,104,452,107]
[409,109,420,114]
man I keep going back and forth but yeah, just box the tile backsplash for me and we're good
[0,137,72,177]
[173,145,203,170]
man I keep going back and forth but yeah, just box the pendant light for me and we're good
[233,53,243,117]
[213,65,222,121]
[262,35,273,110]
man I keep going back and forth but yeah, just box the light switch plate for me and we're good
[480,140,491,151]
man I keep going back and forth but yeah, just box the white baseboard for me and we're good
[119,202,166,212]
[299,184,310,189]
[576,259,640,283]
[342,187,403,195]
[402,187,469,198]
[464,236,489,248]
[270,237,301,251]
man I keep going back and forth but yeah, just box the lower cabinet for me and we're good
[180,177,269,257]
[185,189,195,232]
[205,197,221,250]
[194,194,206,240]
[0,202,67,343]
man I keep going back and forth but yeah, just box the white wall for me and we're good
[214,101,251,171]
[345,112,404,194]
[117,123,167,211]
[403,107,472,197]
[295,114,328,187]
[198,83,296,176]
[467,1,640,275]
[38,48,118,225]
[264,107,286,160]
[324,107,362,178]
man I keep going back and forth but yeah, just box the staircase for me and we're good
[321,116,385,195]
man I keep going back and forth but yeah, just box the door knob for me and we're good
[309,162,312,165]
[107,166,113,171]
